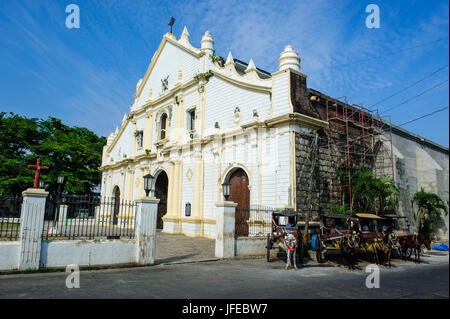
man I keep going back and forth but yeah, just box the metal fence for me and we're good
[0,195,22,240]
[42,195,137,240]
[235,206,277,237]
[235,206,310,238]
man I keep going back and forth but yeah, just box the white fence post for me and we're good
[94,205,100,221]
[18,188,48,270]
[57,204,68,233]
[215,201,237,258]
[135,196,159,265]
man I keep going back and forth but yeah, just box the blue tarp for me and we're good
[311,234,317,251]
[432,243,449,251]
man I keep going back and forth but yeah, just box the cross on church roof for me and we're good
[168,17,175,34]
[27,158,49,188]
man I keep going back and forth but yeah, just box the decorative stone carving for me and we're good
[161,75,169,92]
[186,168,193,181]
[234,107,241,123]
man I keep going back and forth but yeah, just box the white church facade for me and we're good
[99,27,449,239]
[99,27,327,238]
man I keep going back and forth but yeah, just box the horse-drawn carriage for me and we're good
[313,213,397,268]
[353,213,391,266]
[266,210,305,269]
[312,214,357,263]
[378,214,412,258]
[378,214,431,263]
[265,208,425,269]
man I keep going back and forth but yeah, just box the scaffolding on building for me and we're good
[324,97,395,212]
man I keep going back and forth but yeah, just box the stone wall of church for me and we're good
[390,131,449,239]
[295,131,331,219]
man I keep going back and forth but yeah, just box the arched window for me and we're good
[160,113,167,140]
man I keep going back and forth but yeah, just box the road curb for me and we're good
[155,258,221,266]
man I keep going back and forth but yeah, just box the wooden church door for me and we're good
[227,168,250,237]
[154,171,168,229]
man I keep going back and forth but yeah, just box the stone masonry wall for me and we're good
[295,131,336,220]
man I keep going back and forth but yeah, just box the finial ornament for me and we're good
[201,30,214,54]
[246,58,257,72]
[225,51,234,65]
[278,45,301,71]
[179,26,192,47]
[181,26,190,38]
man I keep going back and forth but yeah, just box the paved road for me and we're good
[0,254,447,299]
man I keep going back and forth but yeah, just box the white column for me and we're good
[18,188,48,270]
[135,196,159,265]
[57,204,68,233]
[215,201,237,258]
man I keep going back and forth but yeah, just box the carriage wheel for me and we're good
[266,234,272,262]
[316,236,322,263]
[400,247,412,259]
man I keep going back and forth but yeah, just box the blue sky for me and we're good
[0,0,448,147]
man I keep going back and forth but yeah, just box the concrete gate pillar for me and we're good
[18,188,48,270]
[215,201,237,258]
[135,196,160,265]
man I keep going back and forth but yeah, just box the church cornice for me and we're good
[211,69,271,93]
[99,153,157,171]
[264,112,328,130]
[131,78,197,117]
[106,120,130,155]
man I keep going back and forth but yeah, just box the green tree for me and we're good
[337,168,398,214]
[412,187,448,237]
[0,112,40,195]
[325,200,353,215]
[0,113,106,197]
[373,175,398,214]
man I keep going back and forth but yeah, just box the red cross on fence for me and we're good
[27,158,49,188]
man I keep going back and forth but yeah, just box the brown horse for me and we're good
[377,231,398,268]
[398,233,432,264]
[340,233,358,270]
[375,236,392,268]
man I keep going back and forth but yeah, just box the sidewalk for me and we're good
[155,230,217,265]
